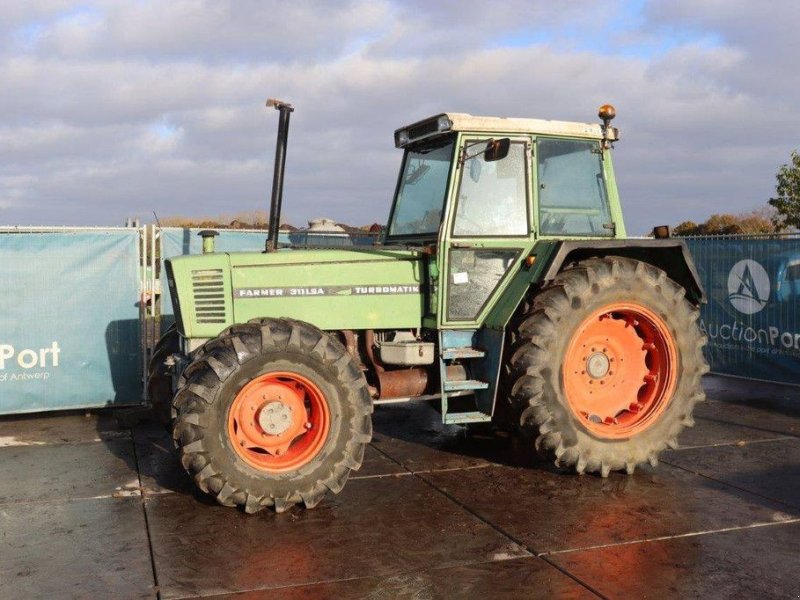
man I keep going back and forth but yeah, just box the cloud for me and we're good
[0,0,797,232]
[8,1,395,62]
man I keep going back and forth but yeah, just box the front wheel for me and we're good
[172,318,372,513]
[507,256,708,476]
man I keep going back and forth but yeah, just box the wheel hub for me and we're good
[227,372,331,473]
[563,303,678,439]
[258,401,293,436]
[586,352,610,379]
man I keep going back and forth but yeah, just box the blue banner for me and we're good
[0,230,142,414]
[686,236,800,385]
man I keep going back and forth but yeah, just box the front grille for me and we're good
[191,269,227,324]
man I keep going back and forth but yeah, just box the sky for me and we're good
[1,0,798,234]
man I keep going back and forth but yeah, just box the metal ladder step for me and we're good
[444,411,492,425]
[441,347,485,360]
[443,379,489,392]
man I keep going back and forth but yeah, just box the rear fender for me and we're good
[541,239,706,306]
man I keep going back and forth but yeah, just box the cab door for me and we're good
[439,136,534,327]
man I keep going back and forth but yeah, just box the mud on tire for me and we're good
[172,317,373,513]
[506,256,708,476]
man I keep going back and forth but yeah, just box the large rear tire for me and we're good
[172,317,372,513]
[507,256,708,476]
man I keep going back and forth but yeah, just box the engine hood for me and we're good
[166,247,426,339]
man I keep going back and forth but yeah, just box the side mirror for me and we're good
[484,138,510,162]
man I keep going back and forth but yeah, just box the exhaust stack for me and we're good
[265,99,294,252]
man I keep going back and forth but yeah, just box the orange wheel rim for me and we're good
[563,303,678,439]
[227,372,331,473]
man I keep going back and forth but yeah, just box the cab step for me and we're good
[441,347,485,360]
[443,411,492,425]
[443,379,489,392]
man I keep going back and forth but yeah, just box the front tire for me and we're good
[507,256,708,476]
[172,318,372,513]
[147,324,179,424]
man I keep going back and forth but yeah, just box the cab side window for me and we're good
[537,138,612,236]
[453,142,528,237]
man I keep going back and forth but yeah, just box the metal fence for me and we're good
[288,231,381,247]
[684,233,800,385]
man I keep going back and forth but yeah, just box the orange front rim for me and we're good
[563,303,678,439]
[227,372,331,473]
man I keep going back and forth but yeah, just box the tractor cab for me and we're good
[384,109,625,329]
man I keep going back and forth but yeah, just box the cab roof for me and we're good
[394,112,606,148]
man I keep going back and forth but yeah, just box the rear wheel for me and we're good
[173,317,372,513]
[507,256,707,475]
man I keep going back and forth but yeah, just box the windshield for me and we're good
[388,137,454,236]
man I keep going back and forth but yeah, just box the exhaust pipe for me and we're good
[265,99,294,252]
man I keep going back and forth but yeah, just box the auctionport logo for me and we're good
[0,342,61,382]
[727,259,770,315]
[702,259,800,356]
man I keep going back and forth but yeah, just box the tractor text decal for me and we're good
[234,285,421,298]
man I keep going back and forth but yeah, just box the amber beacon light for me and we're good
[598,103,619,148]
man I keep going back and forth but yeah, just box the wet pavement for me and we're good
[1,374,799,599]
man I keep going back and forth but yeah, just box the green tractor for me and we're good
[151,100,707,513]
